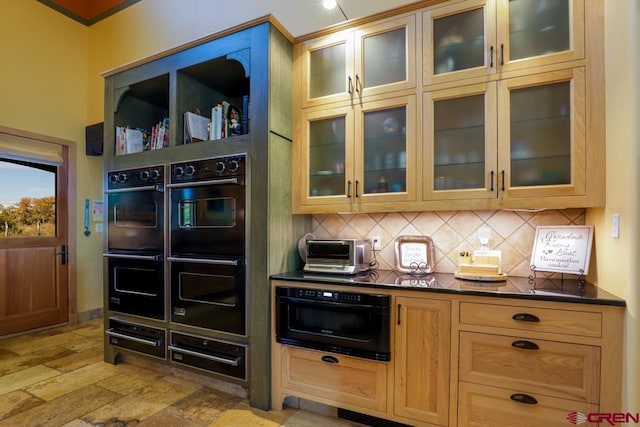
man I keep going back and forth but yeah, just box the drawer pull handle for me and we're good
[512,313,540,322]
[321,355,339,364]
[512,340,539,350]
[510,393,538,405]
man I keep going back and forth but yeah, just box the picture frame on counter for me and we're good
[529,225,594,275]
[394,235,436,275]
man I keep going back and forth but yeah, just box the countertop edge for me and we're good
[270,272,627,308]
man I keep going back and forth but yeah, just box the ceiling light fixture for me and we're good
[322,0,348,21]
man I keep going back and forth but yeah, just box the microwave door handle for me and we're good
[103,253,163,261]
[167,178,239,189]
[106,185,164,193]
[167,256,239,266]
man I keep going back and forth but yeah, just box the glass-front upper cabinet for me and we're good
[423,0,584,85]
[498,67,586,199]
[355,95,417,205]
[299,16,415,108]
[424,68,585,201]
[296,96,416,211]
[424,83,498,201]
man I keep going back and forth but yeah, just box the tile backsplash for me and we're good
[311,209,585,277]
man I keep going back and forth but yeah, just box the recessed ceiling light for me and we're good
[323,0,337,9]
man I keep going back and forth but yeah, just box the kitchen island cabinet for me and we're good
[271,272,624,426]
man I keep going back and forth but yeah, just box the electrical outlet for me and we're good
[370,236,381,250]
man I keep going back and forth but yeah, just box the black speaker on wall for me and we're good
[85,122,104,156]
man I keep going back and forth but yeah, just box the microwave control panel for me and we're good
[294,288,363,303]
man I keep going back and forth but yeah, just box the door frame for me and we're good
[0,124,77,325]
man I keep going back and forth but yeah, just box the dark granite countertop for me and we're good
[271,270,626,307]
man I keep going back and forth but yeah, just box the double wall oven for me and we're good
[167,154,247,335]
[104,165,165,320]
[104,154,248,380]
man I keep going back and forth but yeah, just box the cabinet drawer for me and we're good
[281,346,387,412]
[459,302,602,338]
[459,332,600,403]
[458,382,599,427]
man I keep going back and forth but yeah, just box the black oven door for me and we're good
[275,287,391,361]
[107,186,164,252]
[169,256,246,335]
[169,178,245,257]
[104,253,164,320]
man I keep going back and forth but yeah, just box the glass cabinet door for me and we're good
[498,0,584,72]
[423,0,496,85]
[355,16,416,98]
[299,105,355,208]
[299,31,354,108]
[498,68,585,198]
[355,95,417,203]
[424,84,497,200]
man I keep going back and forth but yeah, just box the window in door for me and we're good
[0,158,56,237]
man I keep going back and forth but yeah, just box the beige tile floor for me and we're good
[0,319,360,427]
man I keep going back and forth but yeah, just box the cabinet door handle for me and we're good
[397,303,402,325]
[347,180,352,198]
[348,76,353,95]
[490,45,494,68]
[512,313,540,322]
[321,355,339,364]
[510,393,538,405]
[355,74,361,94]
[501,170,505,191]
[500,43,505,66]
[355,180,360,197]
[490,171,495,192]
[512,340,539,350]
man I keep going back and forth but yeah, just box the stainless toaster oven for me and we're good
[303,239,372,275]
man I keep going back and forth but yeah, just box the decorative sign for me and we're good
[530,225,594,275]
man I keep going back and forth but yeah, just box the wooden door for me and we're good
[394,297,451,425]
[0,129,72,336]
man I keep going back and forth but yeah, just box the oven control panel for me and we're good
[171,154,246,183]
[107,165,164,189]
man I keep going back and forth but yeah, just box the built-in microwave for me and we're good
[275,286,390,361]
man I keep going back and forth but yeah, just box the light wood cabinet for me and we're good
[455,298,622,426]
[423,0,585,86]
[458,382,599,427]
[424,67,587,202]
[394,296,451,425]
[281,346,388,412]
[295,95,418,212]
[297,15,416,108]
[270,280,623,427]
[292,0,603,213]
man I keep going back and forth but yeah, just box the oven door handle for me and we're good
[106,185,164,193]
[106,329,163,347]
[278,296,387,310]
[167,256,239,266]
[168,345,240,366]
[167,178,240,188]
[103,253,163,261]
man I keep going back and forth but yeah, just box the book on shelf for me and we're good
[115,126,144,155]
[209,98,247,140]
[184,111,210,144]
[150,118,169,150]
